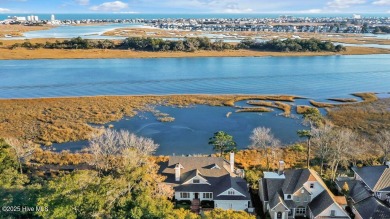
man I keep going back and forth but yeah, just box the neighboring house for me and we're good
[159,152,251,212]
[335,163,390,219]
[351,162,390,201]
[259,161,349,219]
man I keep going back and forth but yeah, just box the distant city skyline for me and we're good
[0,0,390,14]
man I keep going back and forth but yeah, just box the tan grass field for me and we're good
[0,24,51,37]
[0,95,297,145]
[1,46,388,60]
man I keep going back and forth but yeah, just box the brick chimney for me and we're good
[175,164,181,182]
[230,151,235,173]
[278,161,285,175]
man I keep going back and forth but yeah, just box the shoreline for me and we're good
[1,46,389,60]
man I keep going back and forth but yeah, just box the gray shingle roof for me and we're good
[349,181,373,203]
[308,190,334,217]
[262,178,284,202]
[160,156,251,201]
[354,196,390,219]
[282,169,312,194]
[269,193,288,211]
[352,165,390,192]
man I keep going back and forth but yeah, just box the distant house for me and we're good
[159,152,251,212]
[351,163,390,201]
[335,163,390,219]
[259,162,350,219]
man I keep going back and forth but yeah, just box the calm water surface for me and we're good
[52,104,308,155]
[1,55,390,99]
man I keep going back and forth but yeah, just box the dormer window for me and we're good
[286,195,292,200]
[193,179,200,184]
[310,183,314,189]
[228,190,235,195]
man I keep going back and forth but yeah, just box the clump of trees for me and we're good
[238,38,346,52]
[9,36,345,53]
[0,130,255,219]
[120,37,234,52]
[373,26,390,34]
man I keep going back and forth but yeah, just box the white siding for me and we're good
[304,181,325,199]
[214,200,249,211]
[218,188,245,197]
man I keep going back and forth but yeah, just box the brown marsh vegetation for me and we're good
[247,100,292,116]
[327,97,390,136]
[0,95,298,145]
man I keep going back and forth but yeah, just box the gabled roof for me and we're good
[282,169,313,194]
[270,193,289,211]
[262,178,284,202]
[160,156,251,201]
[351,165,390,192]
[214,175,250,199]
[349,180,373,204]
[354,196,390,219]
[308,190,335,217]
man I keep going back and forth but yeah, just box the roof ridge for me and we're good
[308,169,346,209]
[374,167,390,191]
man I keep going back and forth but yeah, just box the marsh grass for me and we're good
[247,100,292,116]
[235,107,273,113]
[296,105,318,114]
[310,100,336,108]
[328,98,358,103]
[352,93,379,102]
[0,95,287,144]
[327,98,390,136]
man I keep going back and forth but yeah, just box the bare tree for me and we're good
[375,130,390,164]
[5,138,37,174]
[328,128,358,181]
[88,129,159,173]
[249,127,280,170]
[311,124,334,176]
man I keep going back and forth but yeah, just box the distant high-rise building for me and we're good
[51,14,55,21]
[353,14,362,19]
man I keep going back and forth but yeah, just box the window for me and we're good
[330,210,336,217]
[301,189,305,194]
[180,192,190,199]
[296,207,306,215]
[294,196,300,202]
[193,179,200,184]
[277,212,282,218]
[286,195,292,200]
[376,192,382,199]
[304,196,310,202]
[203,193,213,199]
[310,183,314,189]
[288,210,293,216]
[228,190,235,195]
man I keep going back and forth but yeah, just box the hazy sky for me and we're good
[0,0,389,14]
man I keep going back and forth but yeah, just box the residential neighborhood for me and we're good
[159,152,253,213]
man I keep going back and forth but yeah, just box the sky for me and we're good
[0,0,389,14]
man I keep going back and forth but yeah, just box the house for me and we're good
[259,161,350,219]
[351,162,390,201]
[335,163,390,219]
[159,152,251,212]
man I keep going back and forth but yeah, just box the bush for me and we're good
[201,200,214,208]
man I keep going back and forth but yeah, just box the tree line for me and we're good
[237,38,346,52]
[0,130,254,219]
[7,36,345,53]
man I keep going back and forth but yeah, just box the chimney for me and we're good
[175,164,181,182]
[230,151,235,173]
[278,161,285,175]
